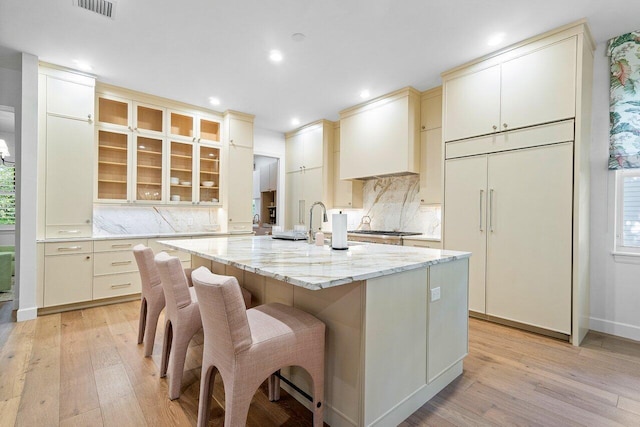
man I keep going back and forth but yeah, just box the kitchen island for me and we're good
[161,236,470,427]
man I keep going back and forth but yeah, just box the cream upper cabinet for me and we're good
[285,123,325,173]
[332,123,363,209]
[227,115,253,148]
[500,37,576,131]
[420,90,442,131]
[444,36,577,142]
[419,87,443,205]
[443,65,501,142]
[285,167,323,231]
[260,161,278,192]
[40,69,95,239]
[47,77,95,121]
[340,87,420,180]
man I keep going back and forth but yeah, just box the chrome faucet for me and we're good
[308,201,328,243]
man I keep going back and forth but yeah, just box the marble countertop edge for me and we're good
[37,230,254,243]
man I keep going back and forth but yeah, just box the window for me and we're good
[616,169,640,253]
[0,164,15,227]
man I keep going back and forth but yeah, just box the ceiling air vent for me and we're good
[74,0,116,19]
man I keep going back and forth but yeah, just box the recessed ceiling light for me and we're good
[269,50,283,62]
[208,97,221,106]
[73,60,93,71]
[487,33,506,47]
[360,90,370,99]
[291,118,300,126]
[291,33,306,42]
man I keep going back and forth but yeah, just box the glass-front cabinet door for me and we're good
[96,129,130,202]
[97,95,131,130]
[134,136,164,203]
[169,111,195,141]
[134,102,164,136]
[169,140,194,203]
[198,144,221,204]
[198,115,221,144]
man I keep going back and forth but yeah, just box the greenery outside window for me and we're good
[0,164,15,228]
[616,169,640,254]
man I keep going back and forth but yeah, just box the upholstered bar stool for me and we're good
[133,244,193,357]
[155,251,204,400]
[192,266,326,427]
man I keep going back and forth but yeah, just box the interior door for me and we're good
[485,142,573,333]
[444,155,487,313]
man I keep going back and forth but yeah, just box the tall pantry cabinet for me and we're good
[38,66,95,239]
[442,21,594,345]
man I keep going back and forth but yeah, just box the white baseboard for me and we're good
[590,316,640,342]
[17,306,37,321]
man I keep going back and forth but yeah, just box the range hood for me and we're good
[338,87,420,180]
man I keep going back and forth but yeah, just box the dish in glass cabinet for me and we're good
[180,181,191,186]
[211,198,219,203]
[202,181,214,187]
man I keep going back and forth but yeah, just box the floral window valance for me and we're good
[609,31,640,169]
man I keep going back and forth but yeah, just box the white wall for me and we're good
[589,43,640,341]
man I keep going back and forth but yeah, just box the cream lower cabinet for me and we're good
[403,238,442,249]
[43,241,93,307]
[444,141,573,334]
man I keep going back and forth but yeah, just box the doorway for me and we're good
[0,106,16,307]
[253,155,279,235]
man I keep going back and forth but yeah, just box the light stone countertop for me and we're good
[37,230,253,243]
[160,235,470,291]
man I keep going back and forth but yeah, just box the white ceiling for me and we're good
[0,0,638,133]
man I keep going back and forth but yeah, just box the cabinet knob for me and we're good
[421,125,425,130]
[198,138,201,143]
[192,137,196,142]
[134,127,138,132]
[88,114,93,123]
[86,219,91,224]
[229,218,233,222]
[348,202,351,206]
[492,125,497,131]
[128,126,133,131]
[86,256,91,260]
[503,123,508,128]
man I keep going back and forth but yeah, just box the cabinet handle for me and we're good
[111,260,132,266]
[492,125,497,131]
[87,114,93,123]
[128,126,133,131]
[111,243,132,248]
[57,246,82,252]
[198,138,201,143]
[503,123,508,129]
[110,283,132,289]
[58,230,80,234]
[192,137,196,142]
[489,189,494,232]
[479,189,484,232]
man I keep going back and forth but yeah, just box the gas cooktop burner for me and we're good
[347,230,422,237]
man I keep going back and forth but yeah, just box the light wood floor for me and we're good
[2,300,640,426]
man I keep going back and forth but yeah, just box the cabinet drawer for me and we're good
[228,223,253,233]
[94,238,147,252]
[148,239,191,261]
[45,224,93,240]
[403,239,443,249]
[445,120,574,159]
[45,240,93,256]
[94,251,138,275]
[93,272,142,300]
